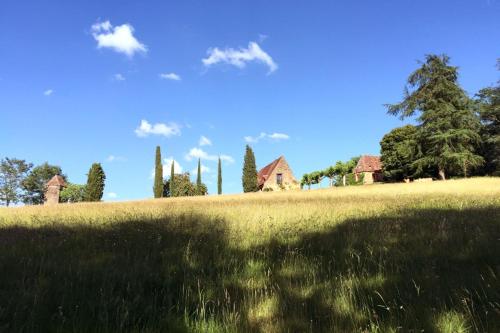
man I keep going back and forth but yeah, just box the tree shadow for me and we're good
[0,206,499,332]
[243,206,500,332]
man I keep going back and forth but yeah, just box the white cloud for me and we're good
[114,73,125,81]
[191,164,211,176]
[159,73,181,81]
[163,157,183,175]
[220,154,235,163]
[202,41,278,74]
[91,20,147,57]
[106,155,126,162]
[185,148,234,163]
[44,89,54,96]
[244,132,290,143]
[199,135,212,146]
[268,133,290,140]
[107,192,118,199]
[150,157,183,179]
[135,120,181,138]
[244,132,266,143]
[185,147,212,161]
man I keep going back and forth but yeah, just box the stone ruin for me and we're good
[45,175,66,205]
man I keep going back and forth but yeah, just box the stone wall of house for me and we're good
[263,158,300,191]
[363,172,374,184]
[45,185,61,205]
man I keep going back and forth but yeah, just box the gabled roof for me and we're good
[354,155,382,173]
[258,156,284,187]
[46,175,66,187]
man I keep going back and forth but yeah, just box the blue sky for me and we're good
[1,0,499,200]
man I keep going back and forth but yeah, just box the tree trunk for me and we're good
[329,178,333,187]
[308,184,311,190]
[438,168,446,180]
[342,175,346,186]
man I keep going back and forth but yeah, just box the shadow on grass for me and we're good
[0,206,499,332]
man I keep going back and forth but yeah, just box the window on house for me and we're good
[276,173,283,185]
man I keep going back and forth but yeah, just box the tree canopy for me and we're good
[380,125,419,181]
[60,183,86,203]
[302,156,361,189]
[0,158,32,206]
[476,61,500,175]
[163,173,207,197]
[386,54,483,179]
[22,162,64,205]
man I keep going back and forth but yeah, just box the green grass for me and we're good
[0,178,499,332]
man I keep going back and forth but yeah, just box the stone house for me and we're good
[44,175,66,205]
[354,155,383,184]
[258,156,300,191]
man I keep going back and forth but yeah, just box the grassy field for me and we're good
[0,178,499,332]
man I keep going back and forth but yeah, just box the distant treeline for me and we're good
[0,160,105,206]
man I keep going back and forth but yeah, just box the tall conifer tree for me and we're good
[476,60,500,175]
[242,145,259,192]
[153,146,163,198]
[386,54,483,179]
[170,159,175,197]
[85,163,105,202]
[217,157,222,195]
[196,158,202,187]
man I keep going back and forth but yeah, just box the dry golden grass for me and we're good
[2,177,499,245]
[0,177,499,332]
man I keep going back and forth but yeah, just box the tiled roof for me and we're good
[46,175,66,187]
[354,155,382,173]
[258,156,283,187]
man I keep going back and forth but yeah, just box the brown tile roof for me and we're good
[354,155,382,173]
[46,175,66,187]
[258,156,283,187]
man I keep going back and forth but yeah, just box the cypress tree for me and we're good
[85,163,105,202]
[153,146,163,198]
[170,159,175,197]
[242,145,259,192]
[217,157,222,195]
[196,158,202,187]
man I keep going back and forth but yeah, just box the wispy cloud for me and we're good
[91,20,147,57]
[159,73,181,81]
[106,155,126,162]
[268,133,290,140]
[44,89,54,96]
[107,192,118,199]
[114,73,125,81]
[135,120,181,138]
[244,132,290,143]
[199,135,212,146]
[202,41,278,74]
[185,148,234,163]
[219,155,235,163]
[150,157,183,179]
[191,164,211,176]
